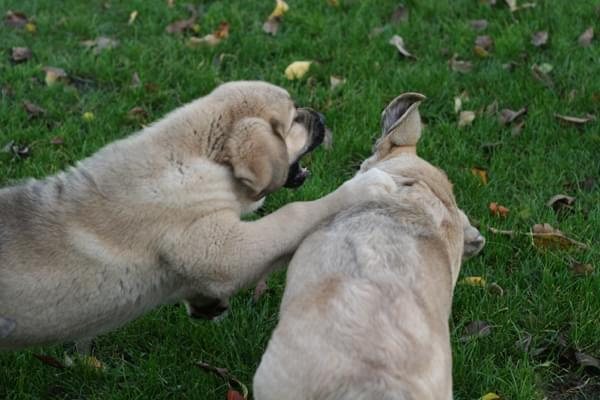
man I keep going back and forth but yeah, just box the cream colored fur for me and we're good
[0,81,397,350]
[254,93,485,400]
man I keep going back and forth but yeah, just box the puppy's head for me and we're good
[359,92,484,284]
[214,81,326,203]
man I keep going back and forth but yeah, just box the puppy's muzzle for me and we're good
[185,298,229,320]
[284,108,327,188]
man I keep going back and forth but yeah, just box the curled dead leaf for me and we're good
[578,27,594,47]
[471,167,488,185]
[554,114,596,125]
[546,194,575,213]
[498,107,527,125]
[485,100,499,115]
[42,67,68,86]
[531,223,588,250]
[268,0,289,18]
[511,120,525,136]
[459,276,486,287]
[11,47,32,63]
[470,19,488,31]
[284,61,311,80]
[505,0,518,12]
[458,111,476,128]
[188,21,229,47]
[330,75,345,90]
[531,64,554,87]
[575,352,600,371]
[263,0,288,36]
[571,261,594,275]
[460,320,491,342]
[488,282,504,296]
[531,31,548,47]
[81,36,119,54]
[475,35,494,50]
[50,136,64,145]
[489,202,509,217]
[131,72,142,88]
[166,4,197,34]
[449,54,473,73]
[22,100,46,118]
[388,35,414,58]
[474,46,489,58]
[4,10,29,28]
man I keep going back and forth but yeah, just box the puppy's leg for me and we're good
[162,168,397,298]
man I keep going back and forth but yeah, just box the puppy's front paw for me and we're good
[341,168,397,204]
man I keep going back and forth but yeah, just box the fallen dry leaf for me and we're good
[328,0,339,6]
[390,4,409,24]
[196,361,249,399]
[2,141,31,159]
[454,97,462,113]
[34,354,65,369]
[128,10,138,25]
[498,107,527,125]
[460,320,491,342]
[127,106,147,120]
[11,47,32,63]
[188,21,230,47]
[81,36,119,54]
[84,355,104,370]
[575,352,600,371]
[263,0,289,36]
[531,223,588,250]
[388,35,415,58]
[459,276,486,287]
[505,0,518,12]
[489,202,509,217]
[578,27,594,47]
[449,54,473,73]
[475,35,494,50]
[531,31,548,47]
[284,61,311,80]
[253,279,268,303]
[4,10,29,28]
[511,120,525,136]
[43,67,68,86]
[486,100,499,115]
[330,75,345,90]
[531,63,554,87]
[488,282,504,296]
[554,113,596,125]
[131,72,142,88]
[546,194,575,213]
[22,100,46,118]
[50,136,64,145]
[165,4,197,34]
[474,46,489,58]
[480,393,501,400]
[471,167,488,185]
[458,111,476,128]
[470,19,488,31]
[571,261,594,275]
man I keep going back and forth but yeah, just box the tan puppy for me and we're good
[0,81,397,350]
[253,93,485,400]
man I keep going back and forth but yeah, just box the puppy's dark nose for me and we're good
[317,112,326,126]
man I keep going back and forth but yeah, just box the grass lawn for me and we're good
[1,0,599,398]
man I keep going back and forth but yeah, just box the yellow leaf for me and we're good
[474,45,489,58]
[481,393,501,400]
[269,0,289,19]
[285,61,311,80]
[43,67,67,86]
[25,22,36,33]
[471,167,488,185]
[460,276,486,287]
[83,112,95,121]
[84,355,104,370]
[328,0,340,6]
[128,10,138,25]
[531,223,588,250]
[458,110,476,127]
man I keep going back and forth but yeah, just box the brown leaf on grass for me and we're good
[554,113,596,125]
[449,55,473,73]
[196,361,249,399]
[575,352,600,371]
[471,167,488,185]
[531,31,548,47]
[546,194,575,213]
[485,100,499,115]
[474,46,489,58]
[460,320,491,342]
[188,21,230,47]
[489,202,509,217]
[167,0,175,8]
[571,261,594,275]
[42,67,68,86]
[50,136,64,145]
[22,100,46,118]
[11,47,32,63]
[81,36,119,54]
[475,35,494,50]
[531,63,554,87]
[470,19,488,31]
[330,75,345,90]
[253,279,268,303]
[127,106,147,121]
[390,4,409,24]
[455,92,469,113]
[498,107,527,125]
[4,10,29,28]
[263,0,289,36]
[131,72,142,88]
[388,35,414,58]
[531,223,588,250]
[458,111,476,128]
[578,27,594,47]
[34,354,65,369]
[165,4,197,34]
[511,120,525,136]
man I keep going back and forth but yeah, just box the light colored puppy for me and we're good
[0,81,397,350]
[253,93,485,400]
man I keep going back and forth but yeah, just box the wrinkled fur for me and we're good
[0,81,397,350]
[254,93,485,400]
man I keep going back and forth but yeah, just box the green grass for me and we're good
[1,0,599,398]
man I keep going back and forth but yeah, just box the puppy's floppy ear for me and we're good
[380,92,426,146]
[219,117,289,200]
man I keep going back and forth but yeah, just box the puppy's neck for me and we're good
[382,145,417,161]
